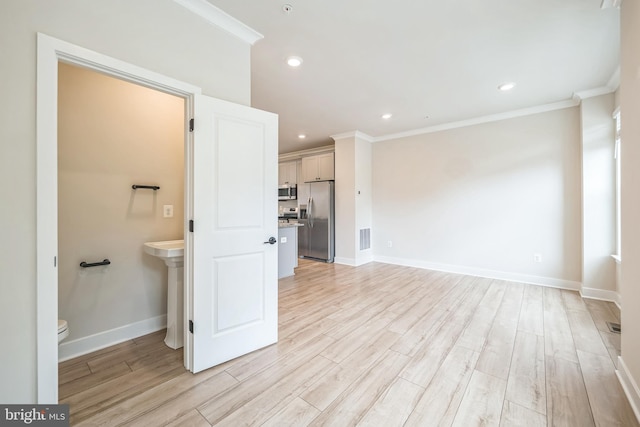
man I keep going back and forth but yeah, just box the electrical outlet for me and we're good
[387,240,393,248]
[533,253,542,263]
[163,205,174,218]
[281,236,287,244]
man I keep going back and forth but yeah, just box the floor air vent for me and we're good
[606,322,621,334]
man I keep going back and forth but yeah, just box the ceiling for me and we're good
[207,0,620,154]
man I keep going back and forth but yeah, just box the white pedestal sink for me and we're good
[144,240,184,349]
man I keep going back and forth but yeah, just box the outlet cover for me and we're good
[163,205,174,218]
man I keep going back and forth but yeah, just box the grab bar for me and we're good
[132,185,160,190]
[80,259,111,268]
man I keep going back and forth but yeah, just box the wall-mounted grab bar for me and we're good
[132,185,160,190]
[80,259,111,268]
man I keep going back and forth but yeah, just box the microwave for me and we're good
[278,184,297,200]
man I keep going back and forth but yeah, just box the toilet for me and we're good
[58,319,69,343]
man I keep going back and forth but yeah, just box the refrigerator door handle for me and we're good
[308,197,313,228]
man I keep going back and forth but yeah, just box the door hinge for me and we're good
[189,320,194,334]
[189,219,194,232]
[189,118,194,132]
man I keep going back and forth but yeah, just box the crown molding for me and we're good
[173,0,263,45]
[278,144,335,162]
[372,99,579,143]
[573,86,616,101]
[330,130,375,143]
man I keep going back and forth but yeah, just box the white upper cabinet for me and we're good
[278,161,297,185]
[301,152,334,182]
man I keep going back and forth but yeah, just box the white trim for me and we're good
[334,257,357,266]
[173,0,263,45]
[37,33,200,403]
[278,144,335,162]
[36,33,60,405]
[366,99,579,143]
[372,255,582,290]
[579,287,620,305]
[334,255,374,267]
[573,86,616,101]
[617,356,640,424]
[58,316,167,362]
[331,130,375,143]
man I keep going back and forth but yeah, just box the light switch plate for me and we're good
[280,236,287,243]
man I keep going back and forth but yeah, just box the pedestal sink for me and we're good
[144,240,184,349]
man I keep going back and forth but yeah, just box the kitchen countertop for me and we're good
[278,222,304,228]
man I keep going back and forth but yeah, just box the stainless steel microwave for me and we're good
[278,184,297,200]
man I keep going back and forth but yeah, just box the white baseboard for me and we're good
[372,255,581,290]
[58,315,167,362]
[617,356,640,423]
[335,255,373,267]
[334,257,356,266]
[580,287,621,305]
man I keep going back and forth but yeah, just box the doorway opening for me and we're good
[57,60,185,368]
[37,33,198,403]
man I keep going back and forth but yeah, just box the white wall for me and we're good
[58,64,184,351]
[579,94,617,300]
[334,134,373,266]
[372,107,582,287]
[619,0,640,414]
[335,138,357,263]
[355,136,373,265]
[0,0,250,403]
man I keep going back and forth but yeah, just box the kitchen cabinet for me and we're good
[278,161,297,185]
[301,152,334,182]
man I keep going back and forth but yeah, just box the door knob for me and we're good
[263,237,277,245]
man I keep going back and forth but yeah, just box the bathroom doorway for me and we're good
[57,62,185,361]
[37,34,278,403]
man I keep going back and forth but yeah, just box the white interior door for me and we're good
[191,95,278,373]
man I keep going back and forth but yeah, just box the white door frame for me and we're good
[36,33,201,403]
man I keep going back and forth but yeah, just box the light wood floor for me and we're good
[60,260,639,426]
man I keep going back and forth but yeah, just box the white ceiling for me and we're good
[207,0,619,154]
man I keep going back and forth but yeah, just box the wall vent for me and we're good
[359,228,371,251]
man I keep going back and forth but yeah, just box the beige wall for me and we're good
[0,0,250,403]
[355,136,373,265]
[58,63,184,348]
[334,134,373,266]
[620,0,640,405]
[579,94,616,297]
[335,138,357,262]
[372,107,582,285]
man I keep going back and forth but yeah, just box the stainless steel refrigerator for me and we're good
[298,181,335,262]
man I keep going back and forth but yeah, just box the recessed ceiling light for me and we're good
[287,56,303,67]
[381,113,392,119]
[498,82,516,91]
[298,134,306,139]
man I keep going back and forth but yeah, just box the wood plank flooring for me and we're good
[60,260,639,426]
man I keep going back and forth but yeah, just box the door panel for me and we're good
[216,117,264,229]
[191,94,278,373]
[214,253,264,332]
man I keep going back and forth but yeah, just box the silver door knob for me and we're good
[263,237,277,245]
